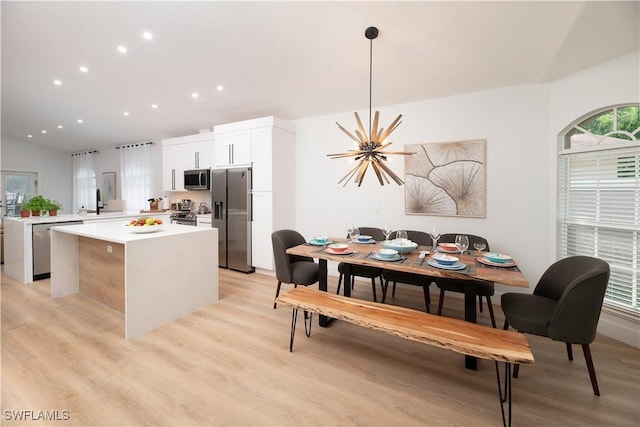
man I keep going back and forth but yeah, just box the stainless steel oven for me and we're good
[170,212,197,226]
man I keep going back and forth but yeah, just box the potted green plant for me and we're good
[19,203,31,218]
[25,195,47,216]
[46,199,63,216]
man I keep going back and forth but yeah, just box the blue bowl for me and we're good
[377,249,398,259]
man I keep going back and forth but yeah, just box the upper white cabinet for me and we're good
[185,140,211,170]
[162,144,186,191]
[213,130,251,168]
[162,132,214,191]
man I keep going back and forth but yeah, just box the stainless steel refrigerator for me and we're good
[212,167,254,273]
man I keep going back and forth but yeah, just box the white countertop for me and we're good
[4,211,169,225]
[52,221,212,244]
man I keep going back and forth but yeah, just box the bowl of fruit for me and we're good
[125,216,164,233]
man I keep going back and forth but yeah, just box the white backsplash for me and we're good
[163,190,210,212]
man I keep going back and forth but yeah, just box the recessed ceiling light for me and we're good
[117,45,127,54]
[57,125,63,129]
[142,31,153,40]
[79,66,89,73]
[27,134,33,138]
[191,92,199,99]
[77,119,83,123]
[53,80,62,86]
[41,130,47,134]
[123,111,130,116]
[216,85,224,92]
[151,104,158,109]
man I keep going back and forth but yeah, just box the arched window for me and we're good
[558,104,640,316]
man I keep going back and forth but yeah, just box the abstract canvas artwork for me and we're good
[404,139,486,217]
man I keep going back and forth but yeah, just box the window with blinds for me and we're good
[558,105,640,316]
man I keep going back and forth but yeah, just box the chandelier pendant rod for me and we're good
[368,34,373,142]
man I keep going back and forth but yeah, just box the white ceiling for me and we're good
[2,1,638,153]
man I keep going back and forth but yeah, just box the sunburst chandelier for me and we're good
[327,26,415,187]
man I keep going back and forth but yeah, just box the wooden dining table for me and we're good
[286,238,529,370]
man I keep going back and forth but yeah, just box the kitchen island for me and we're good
[51,221,218,339]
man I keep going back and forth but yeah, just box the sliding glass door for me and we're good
[1,171,38,217]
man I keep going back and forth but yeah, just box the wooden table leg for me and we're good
[318,259,333,327]
[464,281,478,370]
[343,264,352,298]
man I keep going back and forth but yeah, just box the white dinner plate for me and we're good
[324,248,354,255]
[478,256,517,267]
[427,258,467,270]
[370,253,403,262]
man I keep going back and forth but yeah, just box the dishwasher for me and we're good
[32,221,83,280]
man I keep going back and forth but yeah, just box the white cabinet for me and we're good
[251,192,273,269]
[185,140,211,170]
[213,130,251,168]
[162,144,186,191]
[162,132,214,191]
[251,128,272,192]
[196,214,212,228]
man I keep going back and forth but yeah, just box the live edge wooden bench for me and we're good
[276,287,534,427]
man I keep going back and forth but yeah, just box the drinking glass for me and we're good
[382,224,392,242]
[396,230,408,244]
[455,234,469,256]
[429,228,441,251]
[473,242,486,255]
[349,226,360,243]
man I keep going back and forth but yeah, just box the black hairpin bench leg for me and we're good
[495,361,512,427]
[289,308,313,352]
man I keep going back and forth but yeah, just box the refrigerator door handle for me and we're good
[214,201,224,220]
[249,192,253,222]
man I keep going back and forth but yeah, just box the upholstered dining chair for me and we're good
[271,230,319,309]
[381,230,433,313]
[501,256,610,396]
[434,233,496,327]
[336,227,385,302]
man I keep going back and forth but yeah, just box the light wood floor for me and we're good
[2,268,639,426]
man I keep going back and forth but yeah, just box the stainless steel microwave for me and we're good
[184,169,211,191]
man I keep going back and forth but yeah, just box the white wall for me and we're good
[1,135,72,214]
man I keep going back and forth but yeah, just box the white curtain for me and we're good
[72,151,97,213]
[120,143,152,212]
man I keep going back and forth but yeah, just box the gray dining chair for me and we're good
[381,230,433,312]
[271,229,319,309]
[501,255,610,395]
[434,233,496,327]
[336,227,385,302]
